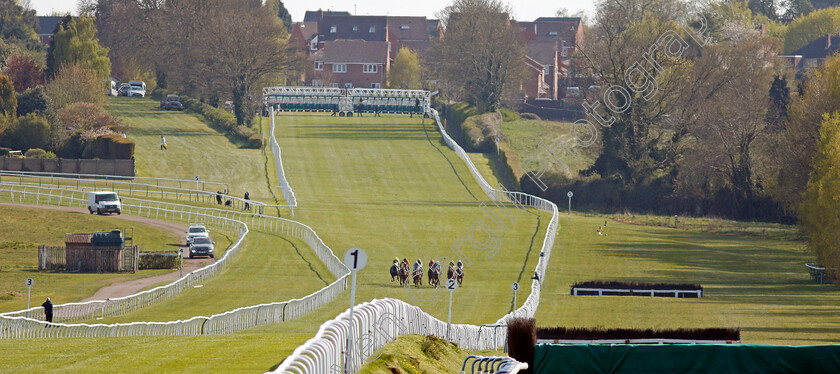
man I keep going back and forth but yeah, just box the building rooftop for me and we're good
[790,33,840,59]
[314,39,390,64]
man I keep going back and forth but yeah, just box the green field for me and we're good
[105,97,284,208]
[501,118,598,178]
[0,205,180,312]
[0,98,833,372]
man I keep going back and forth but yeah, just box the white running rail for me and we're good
[0,184,350,338]
[269,109,298,216]
[273,108,559,373]
[0,171,266,212]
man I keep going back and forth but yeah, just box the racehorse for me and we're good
[389,261,399,282]
[427,260,440,287]
[398,262,410,286]
[412,268,423,287]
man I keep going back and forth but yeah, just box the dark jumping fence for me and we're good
[0,157,135,177]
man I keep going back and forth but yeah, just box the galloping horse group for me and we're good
[389,258,464,288]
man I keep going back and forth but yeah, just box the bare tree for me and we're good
[430,0,525,112]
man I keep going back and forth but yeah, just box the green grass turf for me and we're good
[0,205,180,312]
[105,97,284,209]
[535,214,838,344]
[274,113,550,324]
[98,230,332,323]
[500,118,598,178]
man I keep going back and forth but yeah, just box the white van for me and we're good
[88,191,122,215]
[128,81,147,94]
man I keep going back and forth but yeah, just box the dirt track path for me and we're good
[1,203,216,302]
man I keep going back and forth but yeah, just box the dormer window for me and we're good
[548,31,558,36]
[400,25,409,30]
[353,26,358,32]
[330,25,337,33]
[369,26,375,33]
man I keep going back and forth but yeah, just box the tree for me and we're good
[0,74,16,119]
[94,0,297,127]
[16,85,50,117]
[57,102,122,135]
[776,54,840,212]
[748,0,781,20]
[49,16,111,81]
[45,15,72,79]
[800,113,840,276]
[0,0,41,49]
[2,113,50,152]
[767,75,790,130]
[45,63,104,109]
[783,0,815,18]
[4,55,43,92]
[268,0,292,32]
[431,0,525,112]
[389,47,422,89]
[782,6,840,53]
[680,35,776,218]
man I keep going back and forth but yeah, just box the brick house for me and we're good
[782,33,840,71]
[310,39,390,89]
[517,17,584,100]
[387,16,432,59]
[37,16,66,44]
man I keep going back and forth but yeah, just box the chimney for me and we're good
[317,8,323,22]
[826,34,832,50]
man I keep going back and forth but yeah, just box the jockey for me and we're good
[456,260,463,269]
[413,259,422,273]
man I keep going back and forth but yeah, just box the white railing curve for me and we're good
[273,108,559,372]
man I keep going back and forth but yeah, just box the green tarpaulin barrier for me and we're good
[535,344,840,373]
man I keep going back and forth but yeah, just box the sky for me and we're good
[30,0,596,22]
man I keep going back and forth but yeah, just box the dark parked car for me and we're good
[189,236,215,259]
[160,95,183,111]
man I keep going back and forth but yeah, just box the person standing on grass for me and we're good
[42,297,53,323]
[244,191,250,211]
[160,135,167,150]
[412,98,420,118]
[216,191,223,205]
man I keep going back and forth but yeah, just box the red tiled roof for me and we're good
[527,41,559,66]
[387,16,430,41]
[314,40,390,64]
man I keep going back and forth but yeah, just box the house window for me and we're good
[548,31,558,36]
[312,79,323,87]
[314,61,323,70]
[330,25,337,33]
[371,83,381,89]
[353,25,358,32]
[344,83,353,88]
[330,83,340,88]
[400,25,409,30]
[310,40,318,51]
[369,26,375,33]
[363,64,378,73]
[543,66,550,75]
[333,64,347,73]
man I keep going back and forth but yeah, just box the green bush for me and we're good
[247,134,263,149]
[24,148,55,158]
[499,107,520,122]
[2,113,50,152]
[82,134,135,159]
[139,252,179,269]
[57,131,86,158]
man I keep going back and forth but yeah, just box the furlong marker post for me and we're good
[25,278,33,309]
[446,278,458,341]
[343,248,367,373]
[567,191,573,218]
